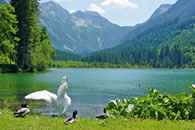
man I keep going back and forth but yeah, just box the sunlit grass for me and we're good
[0,109,194,129]
[52,61,144,69]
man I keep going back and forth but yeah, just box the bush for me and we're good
[106,85,194,120]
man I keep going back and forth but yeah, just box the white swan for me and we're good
[24,76,71,115]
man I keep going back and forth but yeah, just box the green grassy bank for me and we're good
[52,61,138,69]
[51,61,195,69]
[0,109,194,129]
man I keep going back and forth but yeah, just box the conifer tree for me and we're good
[11,0,40,71]
[11,0,54,72]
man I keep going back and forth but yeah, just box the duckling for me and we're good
[64,111,78,124]
[96,108,109,119]
[14,104,30,117]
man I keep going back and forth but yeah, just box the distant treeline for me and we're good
[53,50,82,61]
[52,61,145,69]
[0,1,54,72]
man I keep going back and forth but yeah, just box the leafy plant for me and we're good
[106,85,194,120]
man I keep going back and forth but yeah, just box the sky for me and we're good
[41,0,178,26]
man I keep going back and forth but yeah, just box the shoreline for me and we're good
[51,67,195,70]
[51,61,195,70]
[1,67,195,74]
[1,60,195,73]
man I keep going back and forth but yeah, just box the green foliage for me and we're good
[0,1,55,73]
[11,0,40,70]
[8,0,55,72]
[106,86,194,120]
[54,50,82,61]
[106,98,135,117]
[0,4,19,64]
[30,26,55,71]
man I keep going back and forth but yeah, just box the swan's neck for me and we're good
[57,82,67,99]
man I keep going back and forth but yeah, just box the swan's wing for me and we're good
[64,93,71,105]
[24,90,57,104]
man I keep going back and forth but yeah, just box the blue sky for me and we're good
[41,0,177,26]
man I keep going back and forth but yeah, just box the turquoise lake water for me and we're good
[0,68,194,117]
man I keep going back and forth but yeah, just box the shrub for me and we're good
[106,85,194,120]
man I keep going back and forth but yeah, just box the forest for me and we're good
[0,1,54,73]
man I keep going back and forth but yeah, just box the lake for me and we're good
[0,68,194,118]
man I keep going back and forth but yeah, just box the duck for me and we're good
[24,76,71,115]
[96,108,109,119]
[64,111,78,124]
[14,104,30,117]
[136,84,141,88]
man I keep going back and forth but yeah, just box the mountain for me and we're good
[72,11,115,28]
[39,1,131,55]
[149,4,172,19]
[85,0,195,68]
[122,0,195,42]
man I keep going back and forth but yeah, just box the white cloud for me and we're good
[87,3,106,14]
[53,0,72,3]
[69,10,76,14]
[101,0,138,9]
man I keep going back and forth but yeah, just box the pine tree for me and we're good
[11,0,40,71]
[10,0,54,72]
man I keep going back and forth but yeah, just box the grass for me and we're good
[52,61,150,69]
[0,109,194,130]
[51,61,195,70]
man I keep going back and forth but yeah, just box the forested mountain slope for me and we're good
[121,0,195,42]
[86,16,195,68]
